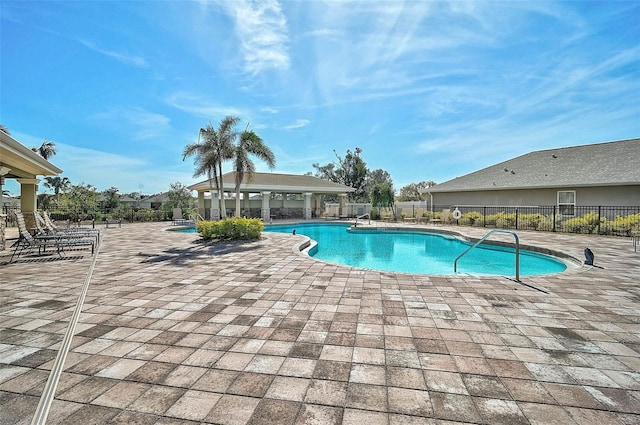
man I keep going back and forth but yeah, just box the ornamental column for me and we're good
[18,178,39,233]
[261,191,271,222]
[243,191,250,217]
[303,192,313,220]
[210,192,220,221]
[0,167,9,250]
[339,193,347,218]
[197,191,206,219]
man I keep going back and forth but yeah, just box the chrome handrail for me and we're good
[454,229,520,282]
[355,213,370,226]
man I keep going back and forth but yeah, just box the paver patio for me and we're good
[0,221,639,424]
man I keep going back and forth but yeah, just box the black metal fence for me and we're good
[3,203,639,236]
[2,205,173,227]
[434,205,640,236]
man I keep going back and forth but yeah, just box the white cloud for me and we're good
[78,39,147,67]
[89,107,171,141]
[165,92,246,119]
[283,119,310,129]
[216,0,290,75]
[48,143,191,194]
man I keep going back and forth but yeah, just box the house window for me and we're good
[557,191,576,216]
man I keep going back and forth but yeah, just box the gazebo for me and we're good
[188,172,355,221]
[0,131,63,248]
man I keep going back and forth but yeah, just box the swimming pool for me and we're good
[264,223,568,276]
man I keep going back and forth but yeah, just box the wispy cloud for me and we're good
[78,39,147,67]
[53,142,192,193]
[283,119,310,129]
[89,108,171,141]
[216,0,290,75]
[166,92,246,119]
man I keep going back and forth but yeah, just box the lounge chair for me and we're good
[10,212,95,262]
[39,211,100,243]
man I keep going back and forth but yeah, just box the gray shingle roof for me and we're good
[188,172,355,193]
[426,138,640,193]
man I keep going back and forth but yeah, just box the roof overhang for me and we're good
[188,172,355,195]
[0,131,63,179]
[422,182,640,194]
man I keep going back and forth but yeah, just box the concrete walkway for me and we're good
[0,221,638,424]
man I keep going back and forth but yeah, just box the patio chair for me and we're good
[40,211,100,243]
[10,212,95,262]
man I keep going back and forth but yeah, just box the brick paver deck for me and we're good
[1,221,638,424]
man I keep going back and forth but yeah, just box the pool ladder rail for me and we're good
[454,229,520,282]
[354,213,370,226]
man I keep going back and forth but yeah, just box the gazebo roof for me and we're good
[0,131,63,179]
[188,172,355,194]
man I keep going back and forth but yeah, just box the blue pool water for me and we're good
[264,223,567,276]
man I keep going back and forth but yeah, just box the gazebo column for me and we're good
[261,191,271,222]
[243,192,250,217]
[303,192,313,220]
[0,168,9,250]
[339,193,347,218]
[211,192,220,221]
[197,191,206,219]
[18,178,39,233]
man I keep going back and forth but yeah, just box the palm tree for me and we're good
[183,116,238,219]
[44,176,70,204]
[32,139,57,160]
[184,126,219,218]
[215,116,241,218]
[232,124,275,217]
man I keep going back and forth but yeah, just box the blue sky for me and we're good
[2,0,639,196]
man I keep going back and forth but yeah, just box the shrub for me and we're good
[369,207,380,220]
[610,213,640,236]
[562,212,602,234]
[196,217,264,241]
[460,211,482,226]
[483,212,516,228]
[519,213,544,230]
[421,211,436,221]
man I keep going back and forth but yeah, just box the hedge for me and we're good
[196,217,264,241]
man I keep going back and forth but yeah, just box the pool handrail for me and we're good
[454,229,520,282]
[355,213,370,226]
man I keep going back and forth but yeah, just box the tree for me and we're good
[32,139,57,160]
[44,176,71,203]
[232,125,275,217]
[397,181,436,201]
[166,182,195,211]
[58,183,99,220]
[37,193,53,210]
[313,148,369,202]
[102,187,121,209]
[365,169,393,197]
[183,116,238,219]
[370,182,395,213]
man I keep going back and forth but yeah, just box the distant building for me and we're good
[421,138,640,213]
[139,192,170,209]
